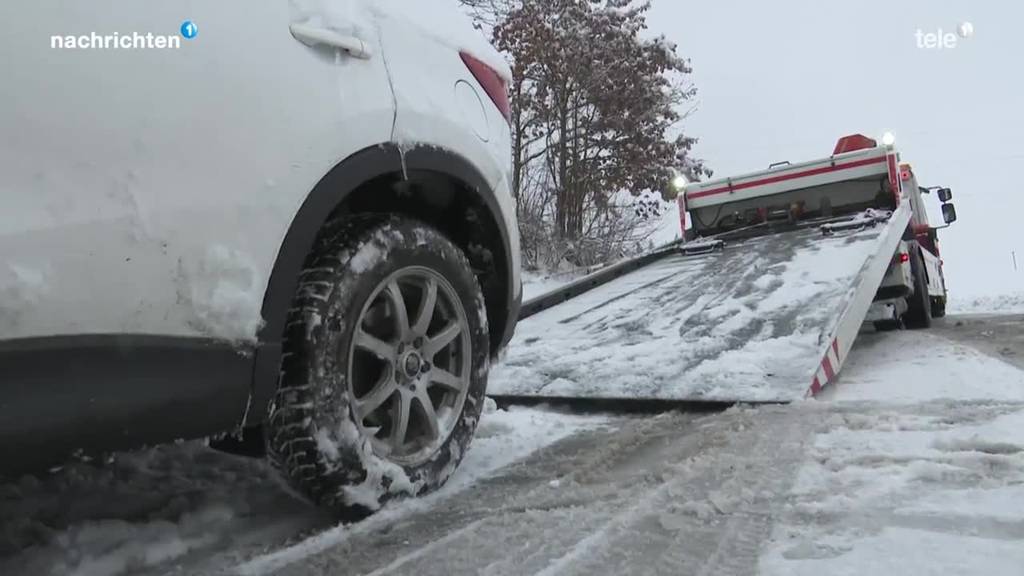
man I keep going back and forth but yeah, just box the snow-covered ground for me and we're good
[0,406,608,576]
[949,291,1024,315]
[257,326,1023,576]
[234,406,609,576]
[761,331,1024,576]
[3,321,1023,575]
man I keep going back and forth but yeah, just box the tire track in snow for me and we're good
[534,405,822,576]
[265,412,704,575]
[286,405,817,576]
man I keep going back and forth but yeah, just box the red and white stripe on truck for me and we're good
[809,337,842,395]
[805,200,914,397]
[683,134,903,214]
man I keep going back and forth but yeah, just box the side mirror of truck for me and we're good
[942,202,958,224]
[938,187,953,202]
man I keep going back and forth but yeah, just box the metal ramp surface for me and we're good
[491,202,912,403]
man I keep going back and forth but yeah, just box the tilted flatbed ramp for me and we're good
[491,201,912,403]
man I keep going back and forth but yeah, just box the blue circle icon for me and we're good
[180,20,198,39]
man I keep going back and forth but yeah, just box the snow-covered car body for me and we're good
[0,1,520,473]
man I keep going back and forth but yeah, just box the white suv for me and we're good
[0,1,520,516]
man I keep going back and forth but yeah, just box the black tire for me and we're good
[873,320,901,332]
[903,249,932,330]
[266,215,489,518]
[931,296,947,318]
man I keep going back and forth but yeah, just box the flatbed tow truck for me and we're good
[490,134,958,404]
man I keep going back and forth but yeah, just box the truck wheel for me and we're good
[903,249,932,329]
[931,296,947,318]
[266,215,489,518]
[873,320,901,332]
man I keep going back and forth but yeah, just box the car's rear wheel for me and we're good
[266,215,489,518]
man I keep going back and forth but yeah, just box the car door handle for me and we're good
[289,23,373,59]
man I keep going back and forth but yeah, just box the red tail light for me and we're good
[460,52,511,125]
[899,252,910,263]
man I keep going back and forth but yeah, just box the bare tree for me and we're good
[475,0,709,267]
[498,1,706,235]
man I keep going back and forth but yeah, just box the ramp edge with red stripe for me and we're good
[805,199,913,397]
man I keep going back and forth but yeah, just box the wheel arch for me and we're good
[249,144,518,424]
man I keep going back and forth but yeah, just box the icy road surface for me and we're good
[2,316,1023,575]
[490,220,899,402]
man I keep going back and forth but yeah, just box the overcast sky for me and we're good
[646,0,1023,298]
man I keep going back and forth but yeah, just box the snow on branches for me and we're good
[471,0,710,266]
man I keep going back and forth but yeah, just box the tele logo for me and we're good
[915,21,974,49]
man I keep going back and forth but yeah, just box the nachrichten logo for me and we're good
[50,21,199,50]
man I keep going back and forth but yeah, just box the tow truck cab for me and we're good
[869,162,957,327]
